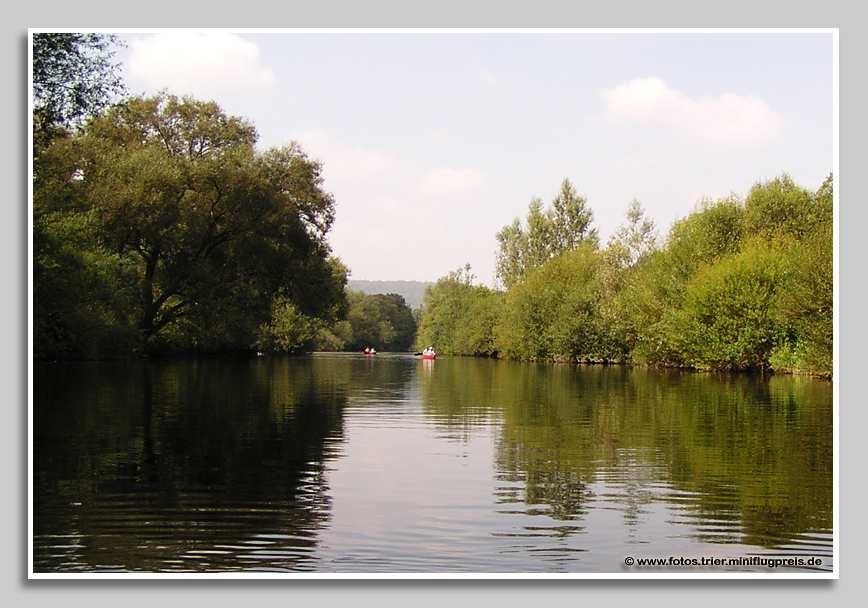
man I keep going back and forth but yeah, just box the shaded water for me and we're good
[31,353,834,574]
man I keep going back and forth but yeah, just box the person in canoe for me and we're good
[422,346,436,359]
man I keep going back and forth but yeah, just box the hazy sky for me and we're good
[114,30,835,286]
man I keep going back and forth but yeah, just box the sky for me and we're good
[113,30,835,286]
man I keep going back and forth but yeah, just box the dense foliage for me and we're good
[34,93,347,358]
[317,291,417,352]
[418,174,833,377]
[414,265,500,356]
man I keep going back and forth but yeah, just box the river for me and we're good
[31,353,834,575]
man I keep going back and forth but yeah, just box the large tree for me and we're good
[35,93,345,356]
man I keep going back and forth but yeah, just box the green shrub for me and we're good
[679,242,790,371]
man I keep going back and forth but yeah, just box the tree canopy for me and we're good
[320,291,418,352]
[34,93,346,358]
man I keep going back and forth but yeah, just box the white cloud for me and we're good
[420,167,487,199]
[288,128,398,184]
[289,131,488,205]
[128,33,276,97]
[601,77,785,147]
[285,132,493,280]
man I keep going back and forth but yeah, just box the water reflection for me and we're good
[418,359,833,565]
[33,355,833,573]
[33,358,347,572]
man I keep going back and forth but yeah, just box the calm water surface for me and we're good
[32,353,834,574]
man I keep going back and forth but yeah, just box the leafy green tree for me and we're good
[768,174,834,375]
[495,245,617,362]
[253,257,349,355]
[598,200,659,360]
[255,296,322,354]
[603,196,744,367]
[605,246,689,366]
[549,178,598,253]
[679,242,791,371]
[415,265,500,356]
[379,294,419,351]
[495,218,526,290]
[32,208,139,359]
[34,93,344,356]
[331,291,417,352]
[666,194,745,281]
[524,197,552,272]
[744,173,816,240]
[495,179,597,289]
[416,265,472,353]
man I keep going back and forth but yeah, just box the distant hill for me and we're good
[347,280,434,309]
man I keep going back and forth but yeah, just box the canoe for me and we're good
[422,354,435,360]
